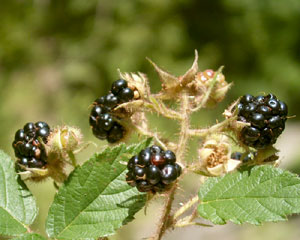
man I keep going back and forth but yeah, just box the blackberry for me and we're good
[237,94,288,148]
[138,148,151,166]
[118,88,134,103]
[111,79,128,95]
[12,121,51,169]
[161,164,178,184]
[126,146,182,193]
[104,93,119,108]
[89,79,135,143]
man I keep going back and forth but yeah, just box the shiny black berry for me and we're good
[91,105,104,118]
[127,156,139,170]
[20,157,29,166]
[138,148,151,166]
[95,96,105,105]
[36,128,49,138]
[89,79,134,143]
[163,150,176,164]
[240,94,254,104]
[251,113,265,128]
[150,145,163,155]
[13,121,51,170]
[118,88,134,103]
[105,93,119,108]
[267,99,280,114]
[146,165,161,185]
[126,146,181,193]
[24,122,35,133]
[35,121,49,130]
[24,122,36,138]
[134,166,146,179]
[111,79,128,95]
[278,101,288,116]
[161,164,178,185]
[238,94,288,148]
[98,113,114,131]
[15,129,26,142]
[255,95,265,105]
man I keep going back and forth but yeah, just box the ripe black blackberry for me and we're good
[237,94,288,148]
[89,79,134,143]
[12,121,51,169]
[126,145,182,193]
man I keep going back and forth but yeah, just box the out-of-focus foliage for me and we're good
[0,0,299,238]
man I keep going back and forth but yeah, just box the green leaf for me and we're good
[12,233,47,240]
[0,150,37,237]
[198,165,300,225]
[46,138,152,239]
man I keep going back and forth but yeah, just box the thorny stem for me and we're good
[174,218,212,228]
[154,91,191,240]
[176,92,190,164]
[173,195,199,220]
[145,99,183,120]
[188,117,236,138]
[154,183,177,240]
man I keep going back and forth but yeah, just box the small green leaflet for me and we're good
[12,233,47,240]
[198,165,300,225]
[0,150,37,237]
[46,138,152,239]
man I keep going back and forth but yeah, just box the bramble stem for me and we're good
[176,92,190,164]
[145,98,183,120]
[154,91,191,240]
[174,219,212,228]
[153,184,177,240]
[188,117,236,138]
[173,195,199,220]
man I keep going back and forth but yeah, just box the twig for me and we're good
[153,184,177,240]
[154,91,191,240]
[188,117,236,138]
[145,98,183,120]
[176,92,190,164]
[173,195,199,220]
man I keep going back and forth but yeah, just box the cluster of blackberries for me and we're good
[126,145,182,193]
[12,122,50,169]
[89,79,134,143]
[237,94,288,149]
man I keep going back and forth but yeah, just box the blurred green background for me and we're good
[1,0,300,239]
